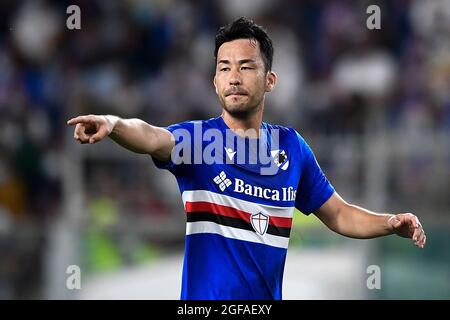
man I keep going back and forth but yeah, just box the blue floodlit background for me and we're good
[0,0,449,299]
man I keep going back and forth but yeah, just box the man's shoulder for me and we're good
[264,122,300,140]
[166,118,218,132]
[263,122,312,153]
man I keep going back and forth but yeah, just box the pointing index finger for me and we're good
[67,116,93,125]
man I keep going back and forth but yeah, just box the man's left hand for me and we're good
[388,213,426,249]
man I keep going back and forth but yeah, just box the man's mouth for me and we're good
[226,91,247,97]
[227,93,246,97]
[225,87,248,97]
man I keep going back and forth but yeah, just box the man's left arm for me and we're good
[314,192,426,248]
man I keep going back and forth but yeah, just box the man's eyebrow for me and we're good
[238,59,256,64]
[217,59,257,65]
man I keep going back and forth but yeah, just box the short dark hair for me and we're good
[214,17,273,73]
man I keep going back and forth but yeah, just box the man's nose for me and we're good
[229,69,242,85]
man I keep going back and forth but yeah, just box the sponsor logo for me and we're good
[214,171,296,201]
[213,171,232,191]
[234,178,296,201]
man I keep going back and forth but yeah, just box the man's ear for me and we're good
[213,76,218,95]
[265,71,277,92]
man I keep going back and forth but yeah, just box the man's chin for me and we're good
[223,104,257,118]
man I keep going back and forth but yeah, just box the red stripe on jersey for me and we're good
[185,201,292,228]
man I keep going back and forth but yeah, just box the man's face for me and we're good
[214,38,276,117]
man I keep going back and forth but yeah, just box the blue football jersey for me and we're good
[152,116,334,300]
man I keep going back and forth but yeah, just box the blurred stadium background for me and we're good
[0,0,449,299]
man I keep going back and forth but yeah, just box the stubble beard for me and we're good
[221,95,263,120]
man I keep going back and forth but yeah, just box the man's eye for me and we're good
[220,68,230,71]
[241,67,253,70]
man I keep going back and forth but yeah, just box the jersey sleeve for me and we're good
[294,131,335,215]
[151,121,195,175]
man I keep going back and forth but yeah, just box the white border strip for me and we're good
[186,221,289,249]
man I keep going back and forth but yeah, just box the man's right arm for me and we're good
[67,114,175,163]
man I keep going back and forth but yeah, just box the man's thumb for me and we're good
[391,217,402,228]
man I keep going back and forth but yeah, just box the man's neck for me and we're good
[221,107,263,138]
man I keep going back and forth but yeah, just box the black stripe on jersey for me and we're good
[187,212,291,238]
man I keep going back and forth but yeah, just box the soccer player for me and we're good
[67,17,426,300]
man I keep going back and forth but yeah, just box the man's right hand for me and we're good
[67,115,115,144]
[67,115,174,161]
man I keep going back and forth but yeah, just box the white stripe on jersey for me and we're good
[186,221,290,249]
[182,190,294,219]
